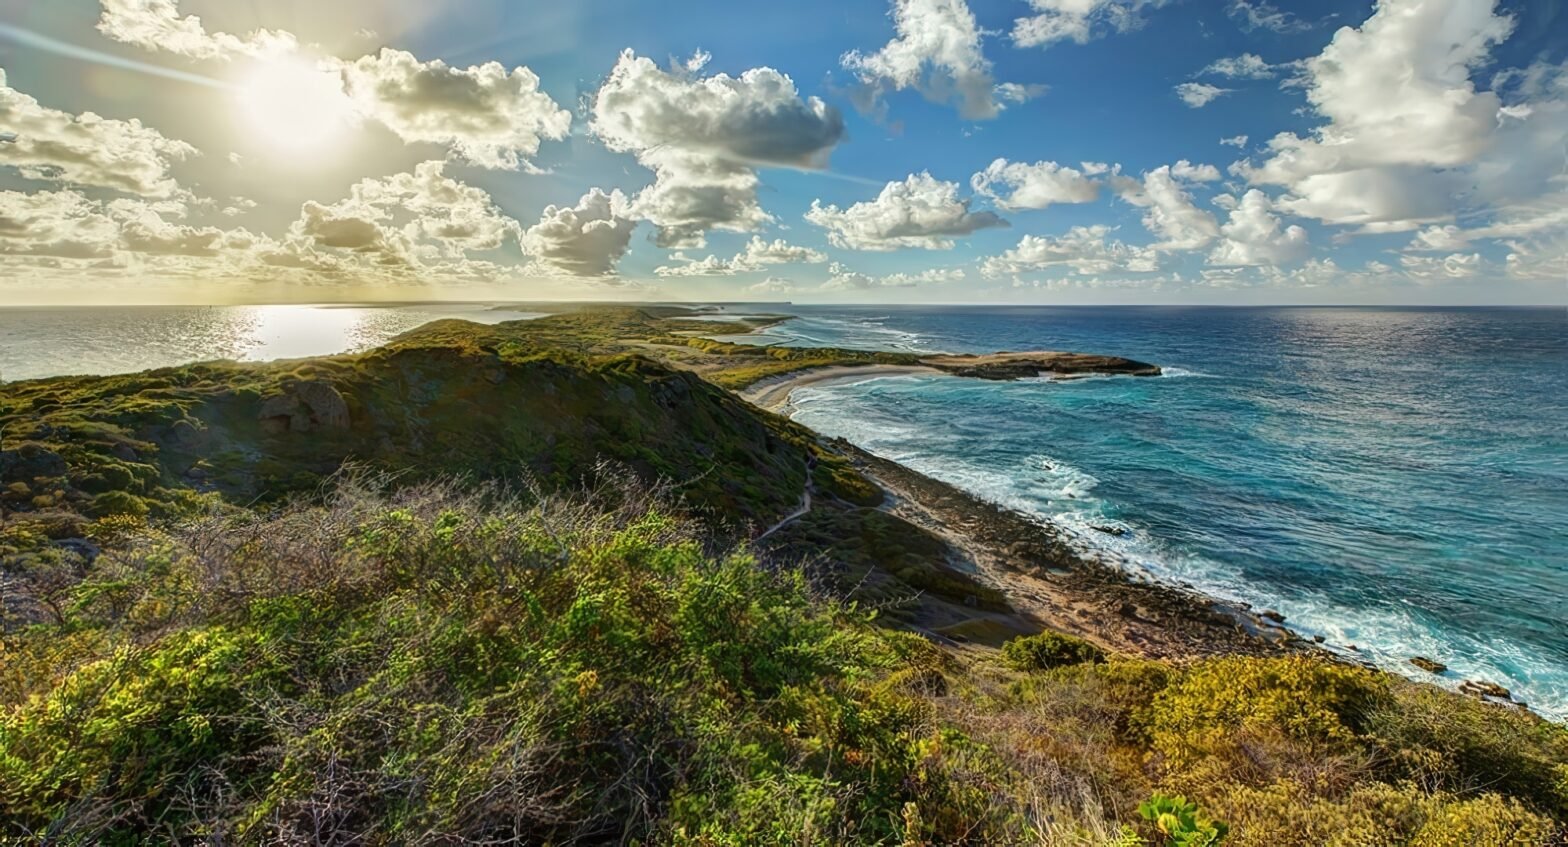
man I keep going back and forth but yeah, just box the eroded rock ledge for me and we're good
[920,352,1162,381]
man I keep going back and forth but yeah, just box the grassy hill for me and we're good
[1,310,1565,845]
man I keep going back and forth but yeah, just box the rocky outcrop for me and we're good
[1410,656,1447,674]
[258,380,351,434]
[0,444,67,483]
[921,352,1161,381]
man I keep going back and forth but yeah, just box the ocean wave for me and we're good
[785,382,1568,721]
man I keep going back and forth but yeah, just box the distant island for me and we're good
[1,305,1563,845]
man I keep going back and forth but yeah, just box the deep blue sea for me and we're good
[720,305,1568,717]
[3,303,1566,716]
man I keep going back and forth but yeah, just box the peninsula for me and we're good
[1,305,1563,845]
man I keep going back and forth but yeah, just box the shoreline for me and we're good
[736,358,1537,711]
[737,361,1303,660]
[741,364,944,412]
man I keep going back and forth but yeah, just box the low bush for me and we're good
[1002,630,1107,672]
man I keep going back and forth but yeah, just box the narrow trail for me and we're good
[756,463,814,541]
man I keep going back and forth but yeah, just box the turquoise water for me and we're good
[741,306,1568,717]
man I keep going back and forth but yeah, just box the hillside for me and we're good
[1,308,1565,845]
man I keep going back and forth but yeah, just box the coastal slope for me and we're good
[2,306,1565,845]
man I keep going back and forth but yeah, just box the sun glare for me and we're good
[236,56,354,156]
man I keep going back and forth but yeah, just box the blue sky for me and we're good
[0,0,1564,304]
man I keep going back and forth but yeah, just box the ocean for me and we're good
[3,303,1566,717]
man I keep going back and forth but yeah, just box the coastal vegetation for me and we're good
[2,307,1565,844]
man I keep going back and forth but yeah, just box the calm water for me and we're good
[0,303,545,381]
[735,306,1568,717]
[3,303,1566,716]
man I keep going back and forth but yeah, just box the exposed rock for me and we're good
[0,444,67,483]
[258,380,351,434]
[921,351,1161,381]
[167,419,209,449]
[1313,635,1326,644]
[1260,609,1287,624]
[1410,656,1447,674]
[1091,525,1127,537]
[1460,680,1512,700]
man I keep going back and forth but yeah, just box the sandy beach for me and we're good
[740,364,943,411]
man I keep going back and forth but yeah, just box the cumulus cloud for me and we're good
[339,49,570,170]
[287,161,524,269]
[843,0,1031,120]
[0,70,195,197]
[1012,0,1169,49]
[1112,166,1221,251]
[591,50,845,247]
[97,0,297,60]
[0,189,119,259]
[1175,82,1230,108]
[1220,134,1249,148]
[521,188,638,277]
[1201,53,1276,79]
[1207,189,1309,266]
[820,261,966,290]
[970,159,1100,210]
[806,173,1006,251]
[1170,160,1223,182]
[981,225,1159,277]
[1234,0,1553,231]
[655,236,827,277]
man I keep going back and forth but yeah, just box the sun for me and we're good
[236,56,355,156]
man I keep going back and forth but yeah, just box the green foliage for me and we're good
[1002,630,1106,672]
[1141,656,1387,773]
[1138,794,1229,846]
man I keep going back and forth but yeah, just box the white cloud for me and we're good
[1175,82,1231,108]
[286,162,523,270]
[655,236,828,277]
[970,158,1100,210]
[97,0,297,61]
[982,224,1160,277]
[1237,0,1533,230]
[821,261,966,290]
[843,0,1023,120]
[591,50,845,247]
[1227,0,1312,33]
[1012,0,1169,49]
[0,189,119,259]
[750,276,796,293]
[1220,134,1249,148]
[521,188,637,277]
[1170,160,1222,182]
[1407,224,1470,251]
[805,172,1007,251]
[1207,189,1309,266]
[0,69,196,197]
[1399,251,1483,279]
[1112,166,1221,251]
[339,49,570,170]
[1201,53,1276,79]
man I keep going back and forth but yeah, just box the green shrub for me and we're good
[1140,656,1387,775]
[1002,630,1106,672]
[89,490,149,518]
[1367,683,1568,816]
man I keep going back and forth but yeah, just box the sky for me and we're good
[0,0,1564,305]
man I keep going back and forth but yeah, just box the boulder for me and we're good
[258,380,351,434]
[0,444,67,483]
[1409,656,1447,674]
[1460,680,1512,700]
